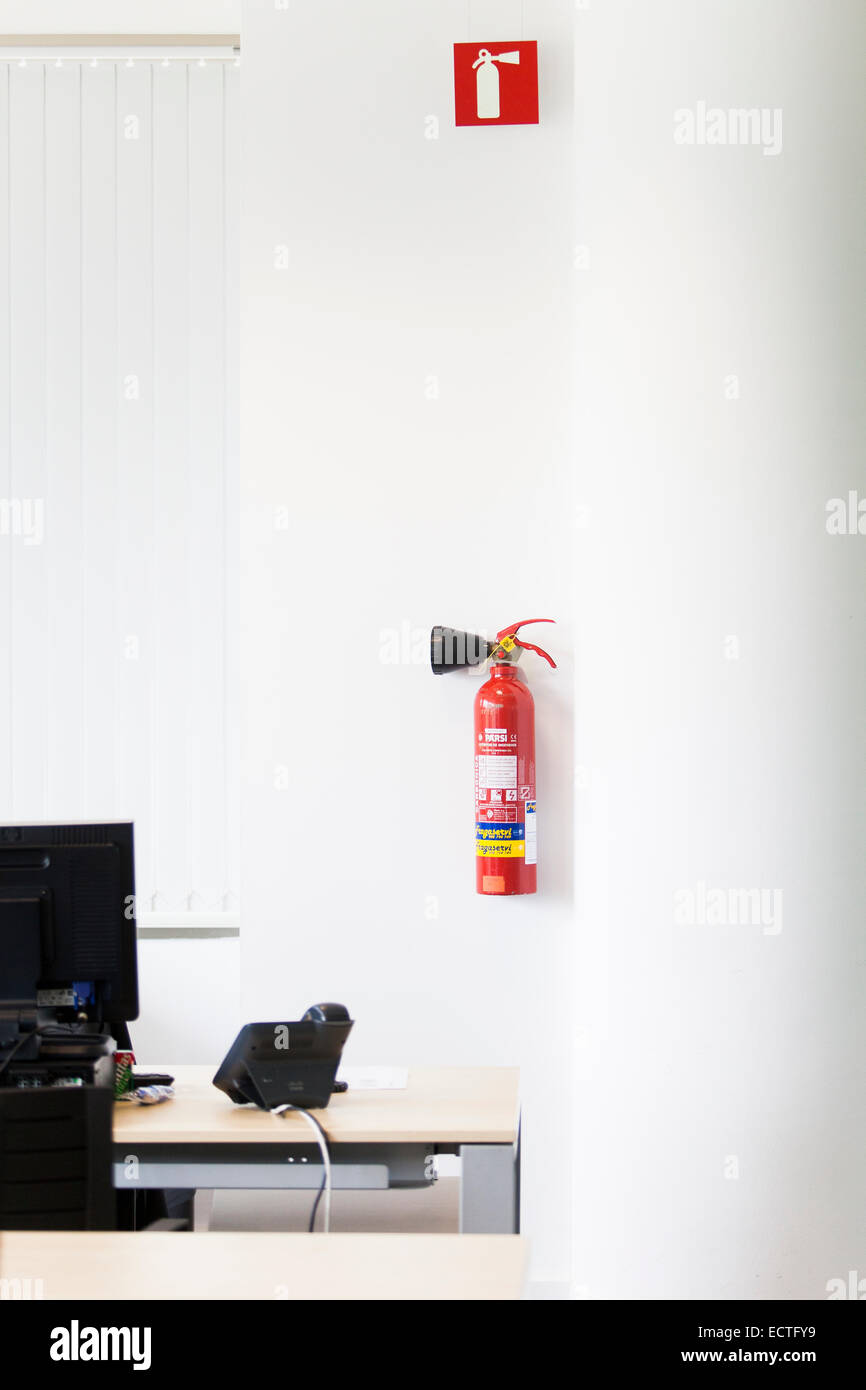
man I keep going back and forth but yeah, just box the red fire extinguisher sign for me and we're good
[453,41,539,127]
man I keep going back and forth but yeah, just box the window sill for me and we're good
[137,913,240,940]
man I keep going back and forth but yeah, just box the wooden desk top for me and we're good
[0,1231,527,1300]
[113,1065,520,1145]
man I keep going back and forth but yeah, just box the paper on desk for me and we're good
[337,1066,408,1090]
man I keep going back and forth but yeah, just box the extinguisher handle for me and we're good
[495,619,557,668]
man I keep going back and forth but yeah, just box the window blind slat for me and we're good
[150,61,192,911]
[44,63,83,817]
[186,63,226,910]
[0,62,12,808]
[8,66,47,820]
[223,63,240,912]
[114,62,155,894]
[79,64,118,819]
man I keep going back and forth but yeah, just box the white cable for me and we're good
[271,1104,332,1233]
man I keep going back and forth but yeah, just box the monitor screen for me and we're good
[0,823,138,1025]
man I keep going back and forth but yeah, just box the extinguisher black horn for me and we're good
[430,626,497,675]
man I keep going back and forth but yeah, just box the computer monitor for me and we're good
[0,822,138,1028]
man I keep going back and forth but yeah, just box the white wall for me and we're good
[240,0,575,1286]
[572,0,866,1299]
[133,938,243,1063]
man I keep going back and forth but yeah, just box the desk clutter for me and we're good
[116,1084,174,1106]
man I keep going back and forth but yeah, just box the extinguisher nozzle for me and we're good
[430,626,497,674]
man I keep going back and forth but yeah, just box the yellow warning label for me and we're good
[476,841,525,858]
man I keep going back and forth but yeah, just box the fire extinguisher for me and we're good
[431,619,556,896]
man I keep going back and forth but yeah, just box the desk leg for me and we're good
[193,1190,216,1232]
[459,1137,520,1234]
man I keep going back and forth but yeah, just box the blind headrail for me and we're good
[0,35,240,47]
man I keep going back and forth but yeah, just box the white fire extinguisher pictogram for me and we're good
[471,48,521,119]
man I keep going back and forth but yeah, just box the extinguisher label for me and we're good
[476,840,525,859]
[476,752,535,857]
[476,754,517,789]
[476,818,526,857]
[476,823,525,842]
[477,804,518,823]
[525,802,537,866]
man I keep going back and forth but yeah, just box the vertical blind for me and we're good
[0,56,239,920]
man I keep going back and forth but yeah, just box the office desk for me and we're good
[0,1231,527,1300]
[113,1066,521,1234]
